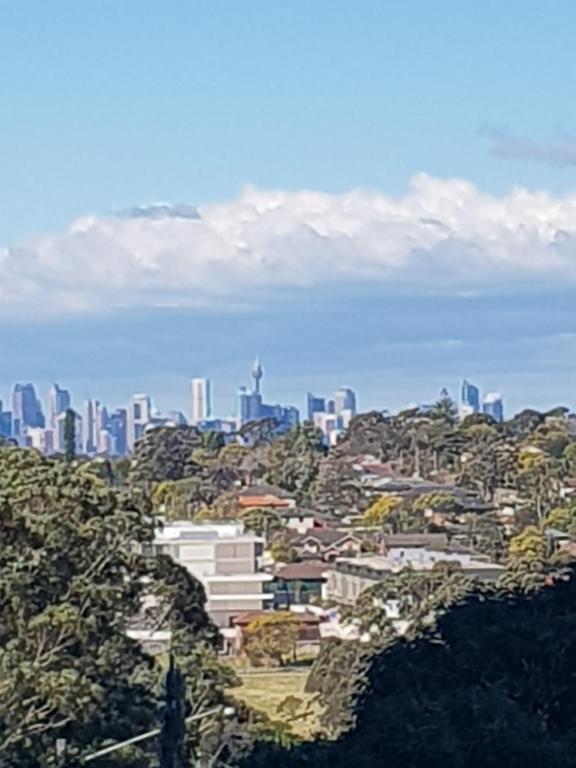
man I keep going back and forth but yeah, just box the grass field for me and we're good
[227,669,322,738]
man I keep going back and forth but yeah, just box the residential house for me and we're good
[269,560,333,607]
[238,485,296,511]
[325,549,505,605]
[290,528,365,562]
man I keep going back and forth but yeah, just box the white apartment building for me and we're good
[127,394,152,451]
[152,521,273,637]
[191,378,212,425]
[25,426,53,454]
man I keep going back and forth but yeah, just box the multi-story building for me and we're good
[127,394,152,451]
[483,392,504,423]
[237,386,262,425]
[334,387,357,417]
[191,378,212,425]
[461,380,480,414]
[84,399,104,454]
[325,548,504,605]
[309,386,358,443]
[107,408,128,455]
[0,400,12,438]
[151,521,273,635]
[307,393,326,422]
[25,427,54,455]
[12,383,44,439]
[49,384,71,429]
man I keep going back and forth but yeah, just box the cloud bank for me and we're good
[2,174,576,315]
[487,129,576,168]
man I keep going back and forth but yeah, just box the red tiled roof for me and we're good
[238,495,292,508]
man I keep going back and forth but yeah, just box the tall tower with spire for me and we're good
[252,357,263,395]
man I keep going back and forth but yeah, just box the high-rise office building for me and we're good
[0,408,12,438]
[127,394,152,451]
[237,386,250,426]
[49,384,71,429]
[191,378,212,425]
[483,392,504,423]
[307,394,326,422]
[334,387,357,417]
[237,386,262,425]
[461,380,480,413]
[12,383,44,438]
[84,400,98,454]
[108,408,128,455]
[83,400,109,454]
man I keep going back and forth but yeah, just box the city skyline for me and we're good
[0,361,517,457]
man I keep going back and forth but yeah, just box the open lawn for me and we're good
[227,669,322,739]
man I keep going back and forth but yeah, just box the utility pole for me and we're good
[158,654,188,768]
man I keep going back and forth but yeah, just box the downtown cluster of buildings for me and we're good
[190,359,358,446]
[0,359,359,456]
[460,380,505,422]
[0,362,503,458]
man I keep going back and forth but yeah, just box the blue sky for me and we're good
[1,1,576,417]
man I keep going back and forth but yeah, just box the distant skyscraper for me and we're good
[334,387,357,416]
[236,386,262,425]
[483,392,504,423]
[84,399,99,454]
[12,383,44,438]
[0,408,12,438]
[307,394,325,422]
[108,408,128,455]
[127,394,152,451]
[237,386,250,426]
[461,380,480,413]
[49,384,71,429]
[191,378,212,425]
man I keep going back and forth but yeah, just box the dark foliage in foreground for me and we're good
[243,568,576,768]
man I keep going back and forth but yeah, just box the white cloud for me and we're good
[2,175,576,315]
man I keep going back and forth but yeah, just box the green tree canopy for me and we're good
[0,447,245,767]
[243,613,300,667]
